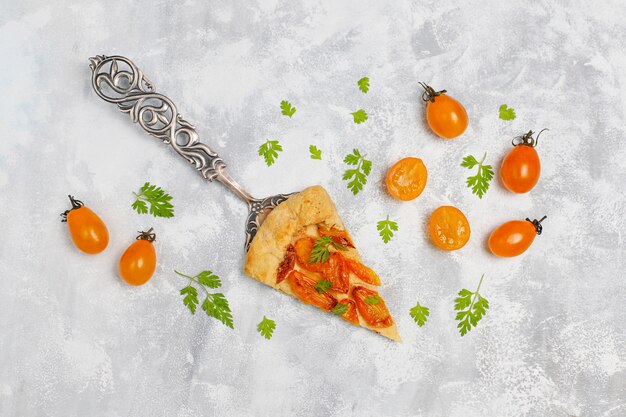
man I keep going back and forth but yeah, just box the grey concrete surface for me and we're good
[1,1,625,416]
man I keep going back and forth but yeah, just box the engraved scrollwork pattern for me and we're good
[244,193,293,251]
[89,55,226,181]
[89,54,296,251]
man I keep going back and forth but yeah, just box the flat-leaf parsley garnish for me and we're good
[314,279,333,294]
[499,104,516,120]
[454,274,489,336]
[280,100,296,118]
[258,140,283,167]
[343,149,372,195]
[132,182,174,218]
[351,109,368,124]
[175,269,234,329]
[358,77,370,93]
[309,236,348,264]
[309,145,322,160]
[364,295,381,305]
[377,216,398,243]
[331,303,349,316]
[257,316,276,339]
[461,153,494,199]
[409,302,429,327]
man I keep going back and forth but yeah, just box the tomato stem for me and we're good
[468,274,485,314]
[174,270,213,297]
[526,216,547,235]
[60,195,85,222]
[68,195,84,209]
[136,227,156,242]
[513,128,548,148]
[476,273,485,294]
[419,82,447,103]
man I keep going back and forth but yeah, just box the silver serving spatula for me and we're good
[89,55,293,250]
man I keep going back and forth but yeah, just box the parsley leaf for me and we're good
[175,270,234,329]
[409,302,429,327]
[358,77,370,93]
[280,100,296,118]
[257,316,276,340]
[258,140,283,167]
[197,271,221,289]
[314,279,333,294]
[309,236,348,264]
[499,104,516,120]
[461,153,494,199]
[331,303,349,316]
[131,199,148,215]
[351,109,368,124]
[364,295,381,305]
[309,145,322,160]
[377,216,398,244]
[180,286,198,315]
[454,274,489,336]
[202,293,233,329]
[343,149,372,195]
[132,182,174,218]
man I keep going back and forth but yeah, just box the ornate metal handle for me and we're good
[89,55,253,202]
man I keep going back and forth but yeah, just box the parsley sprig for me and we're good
[257,316,276,339]
[409,302,429,327]
[358,77,370,93]
[364,295,381,305]
[351,109,368,124]
[331,303,349,316]
[309,236,348,264]
[280,100,296,118]
[499,104,516,120]
[176,269,234,329]
[309,145,322,160]
[314,279,333,294]
[343,149,372,195]
[461,153,494,199]
[258,140,283,167]
[454,274,489,336]
[132,182,174,218]
[377,216,398,244]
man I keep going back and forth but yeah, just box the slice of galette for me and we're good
[245,185,400,341]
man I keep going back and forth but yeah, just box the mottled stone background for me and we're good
[1,1,625,416]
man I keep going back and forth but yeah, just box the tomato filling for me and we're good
[286,270,337,311]
[293,237,322,272]
[276,244,295,284]
[343,257,381,286]
[337,298,359,325]
[318,226,355,248]
[352,286,393,328]
[293,237,349,293]
[319,253,349,293]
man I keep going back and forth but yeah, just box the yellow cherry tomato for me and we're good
[488,216,546,257]
[428,205,471,251]
[119,228,157,286]
[501,130,547,193]
[420,83,468,139]
[62,195,109,254]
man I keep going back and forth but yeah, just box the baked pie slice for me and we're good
[245,186,400,341]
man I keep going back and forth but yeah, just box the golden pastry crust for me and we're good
[245,185,400,341]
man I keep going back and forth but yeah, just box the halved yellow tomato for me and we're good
[287,271,337,311]
[343,257,381,286]
[337,299,359,325]
[352,286,393,328]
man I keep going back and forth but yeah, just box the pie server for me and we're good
[89,55,293,250]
